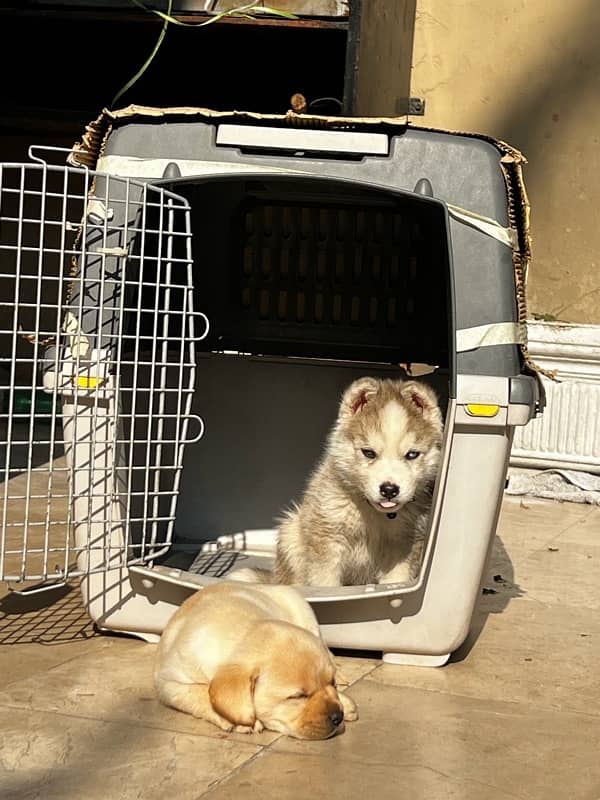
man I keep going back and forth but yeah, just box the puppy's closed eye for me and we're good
[287,691,309,700]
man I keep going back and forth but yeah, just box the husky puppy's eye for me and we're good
[287,691,308,700]
[361,448,377,460]
[405,450,421,460]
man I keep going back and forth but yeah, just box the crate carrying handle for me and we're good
[184,414,205,444]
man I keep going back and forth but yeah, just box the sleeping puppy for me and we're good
[154,581,358,739]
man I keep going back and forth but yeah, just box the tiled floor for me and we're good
[1,496,599,800]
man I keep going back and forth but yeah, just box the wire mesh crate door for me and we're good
[0,155,201,584]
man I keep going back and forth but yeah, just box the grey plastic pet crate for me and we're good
[0,107,540,665]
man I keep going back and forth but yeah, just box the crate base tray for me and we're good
[133,526,418,602]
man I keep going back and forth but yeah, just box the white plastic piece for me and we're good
[63,311,91,358]
[200,528,278,553]
[506,403,532,426]
[216,124,389,155]
[86,198,114,223]
[96,625,161,644]
[42,370,59,393]
[382,652,450,667]
[456,374,509,406]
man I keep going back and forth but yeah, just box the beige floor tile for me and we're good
[0,582,105,689]
[477,497,591,603]
[0,705,260,800]
[495,496,594,555]
[0,638,112,690]
[369,597,600,715]
[0,632,282,745]
[332,650,380,687]
[484,498,600,611]
[270,680,600,800]
[552,505,600,546]
[204,748,486,800]
[514,540,600,610]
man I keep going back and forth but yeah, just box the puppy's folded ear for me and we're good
[400,381,443,431]
[209,664,259,728]
[338,377,381,420]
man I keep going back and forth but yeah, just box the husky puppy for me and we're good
[232,376,444,588]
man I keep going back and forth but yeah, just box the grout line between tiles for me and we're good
[196,745,270,799]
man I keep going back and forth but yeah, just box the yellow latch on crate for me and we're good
[465,403,500,418]
[75,376,106,390]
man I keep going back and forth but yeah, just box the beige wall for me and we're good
[411,0,600,324]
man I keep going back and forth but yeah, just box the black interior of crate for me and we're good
[165,175,453,367]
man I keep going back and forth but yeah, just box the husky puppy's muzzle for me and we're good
[365,478,416,518]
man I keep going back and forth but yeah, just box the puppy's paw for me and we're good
[232,719,264,734]
[233,723,255,734]
[379,560,412,585]
[227,568,261,583]
[213,718,234,733]
[334,669,351,689]
[339,692,359,722]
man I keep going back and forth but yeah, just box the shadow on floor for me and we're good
[0,581,95,645]
[450,534,524,663]
[0,530,524,660]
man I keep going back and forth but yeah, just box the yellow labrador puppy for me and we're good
[154,581,358,739]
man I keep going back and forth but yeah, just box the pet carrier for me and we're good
[0,107,541,665]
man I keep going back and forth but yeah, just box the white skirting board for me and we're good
[510,321,600,474]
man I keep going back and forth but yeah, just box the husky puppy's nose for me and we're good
[379,482,399,500]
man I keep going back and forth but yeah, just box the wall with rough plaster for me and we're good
[411,0,600,324]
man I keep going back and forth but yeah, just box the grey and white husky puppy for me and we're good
[232,376,444,587]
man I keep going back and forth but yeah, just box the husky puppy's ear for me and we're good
[400,381,443,431]
[338,377,381,420]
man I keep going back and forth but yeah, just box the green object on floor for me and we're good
[3,389,61,418]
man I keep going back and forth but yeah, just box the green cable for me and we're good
[111,1,297,108]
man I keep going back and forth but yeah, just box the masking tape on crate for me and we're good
[96,157,518,251]
[94,246,129,257]
[447,203,518,248]
[456,321,525,352]
[96,155,308,179]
